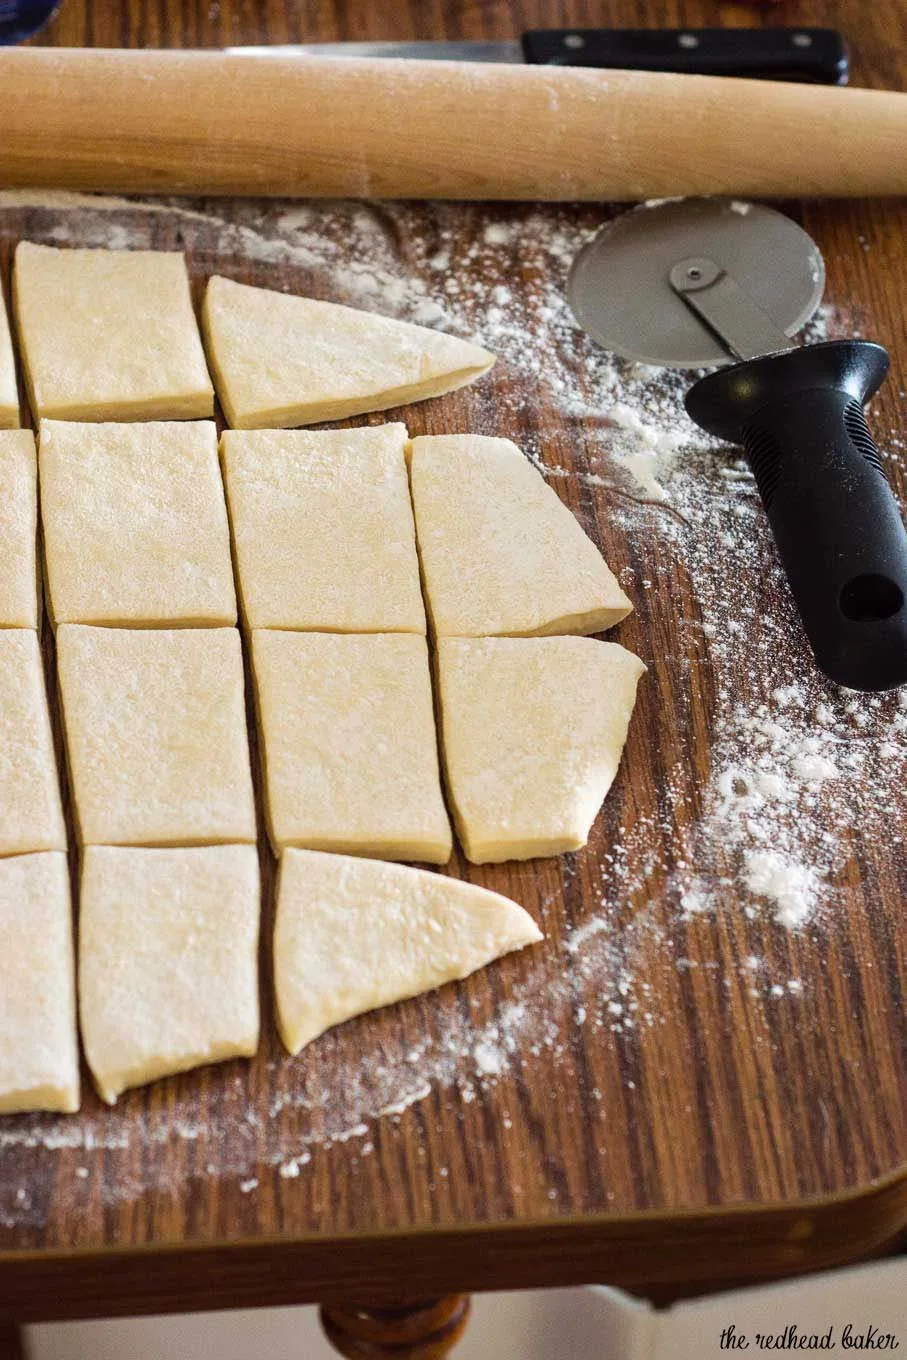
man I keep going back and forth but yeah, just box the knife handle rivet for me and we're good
[792,32,814,48]
[562,33,585,49]
[678,32,700,49]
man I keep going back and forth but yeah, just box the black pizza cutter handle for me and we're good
[685,340,907,691]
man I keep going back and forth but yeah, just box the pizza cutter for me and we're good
[567,197,907,692]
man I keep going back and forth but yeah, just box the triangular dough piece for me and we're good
[202,275,495,429]
[274,848,542,1054]
[436,636,646,863]
[408,435,632,636]
[0,288,18,429]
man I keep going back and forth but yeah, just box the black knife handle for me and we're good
[685,341,907,691]
[521,28,849,85]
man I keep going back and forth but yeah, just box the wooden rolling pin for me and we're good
[3,47,907,200]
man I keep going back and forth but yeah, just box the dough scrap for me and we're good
[437,636,646,863]
[202,275,494,429]
[14,242,214,421]
[252,630,451,863]
[408,434,632,636]
[0,631,66,857]
[0,431,38,628]
[0,288,18,429]
[79,844,260,1103]
[57,625,256,846]
[39,420,236,628]
[221,424,424,632]
[0,852,78,1114]
[274,848,542,1054]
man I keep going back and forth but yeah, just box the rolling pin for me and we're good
[2,47,907,200]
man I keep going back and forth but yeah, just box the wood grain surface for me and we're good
[1,0,907,1323]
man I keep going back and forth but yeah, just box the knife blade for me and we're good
[228,29,849,85]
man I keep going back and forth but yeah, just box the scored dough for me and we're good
[0,287,18,428]
[0,431,38,628]
[436,636,646,863]
[274,848,543,1054]
[221,424,424,632]
[0,852,79,1114]
[408,434,632,636]
[252,630,452,863]
[57,625,256,846]
[0,631,66,857]
[79,844,260,1103]
[14,242,214,421]
[40,420,236,627]
[202,274,494,429]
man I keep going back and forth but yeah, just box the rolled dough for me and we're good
[221,424,424,632]
[274,848,542,1055]
[436,636,646,863]
[202,274,494,429]
[0,430,38,628]
[0,288,18,429]
[408,434,632,636]
[39,420,236,628]
[57,625,256,846]
[14,242,214,421]
[0,631,66,857]
[79,844,260,1104]
[0,851,78,1114]
[251,630,452,863]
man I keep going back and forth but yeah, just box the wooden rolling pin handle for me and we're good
[2,48,907,200]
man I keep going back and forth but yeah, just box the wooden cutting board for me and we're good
[1,0,906,1322]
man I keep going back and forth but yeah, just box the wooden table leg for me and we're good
[319,1296,471,1359]
[0,1321,27,1360]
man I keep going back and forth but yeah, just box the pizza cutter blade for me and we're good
[567,197,907,692]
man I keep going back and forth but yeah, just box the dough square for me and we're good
[274,848,542,1054]
[79,844,260,1103]
[437,636,646,863]
[408,434,632,637]
[252,630,452,863]
[0,852,79,1113]
[0,631,66,857]
[202,274,494,429]
[0,431,38,628]
[0,286,18,429]
[14,242,214,422]
[40,420,236,627]
[57,625,256,847]
[221,424,424,632]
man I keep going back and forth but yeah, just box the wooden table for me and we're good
[2,1,907,1356]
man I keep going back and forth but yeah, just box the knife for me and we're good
[229,29,849,85]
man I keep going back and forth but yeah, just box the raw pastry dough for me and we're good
[436,636,646,863]
[408,435,632,636]
[40,420,236,627]
[0,631,66,857]
[252,630,451,862]
[221,424,424,632]
[57,625,256,846]
[274,848,542,1054]
[0,288,18,428]
[14,243,214,421]
[202,274,494,429]
[0,431,38,628]
[0,852,78,1113]
[79,844,260,1103]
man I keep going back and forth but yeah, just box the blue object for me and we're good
[0,0,60,44]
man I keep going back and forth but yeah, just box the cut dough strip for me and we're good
[0,431,38,628]
[221,424,424,633]
[0,630,67,857]
[408,434,632,637]
[274,848,542,1055]
[203,275,494,429]
[79,845,260,1104]
[0,287,18,429]
[436,636,646,863]
[0,852,79,1114]
[14,242,214,422]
